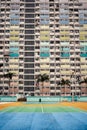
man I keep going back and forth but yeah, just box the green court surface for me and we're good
[0,104,84,113]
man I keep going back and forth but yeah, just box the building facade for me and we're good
[0,0,87,96]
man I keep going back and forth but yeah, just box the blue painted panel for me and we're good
[10,47,19,51]
[84,20,87,24]
[60,15,69,18]
[40,10,49,13]
[10,20,19,24]
[10,42,19,45]
[81,46,87,52]
[40,47,49,51]
[10,53,19,57]
[40,42,49,46]
[60,42,69,45]
[10,16,19,18]
[61,53,70,58]
[79,20,87,24]
[84,10,87,13]
[10,14,19,18]
[85,46,87,51]
[40,52,50,57]
[80,53,87,57]
[79,20,84,25]
[11,10,19,13]
[40,20,49,24]
[61,47,70,51]
[59,20,69,25]
[79,14,84,18]
[60,9,69,13]
[80,47,84,51]
[40,15,49,19]
[80,42,87,46]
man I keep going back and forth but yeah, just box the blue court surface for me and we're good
[0,112,87,130]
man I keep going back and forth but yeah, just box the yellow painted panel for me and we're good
[60,37,69,41]
[10,31,19,35]
[10,70,19,74]
[80,35,85,40]
[9,65,18,67]
[60,26,69,29]
[83,25,87,28]
[61,71,70,74]
[81,58,86,62]
[61,59,70,62]
[81,71,87,74]
[81,65,87,69]
[40,26,49,29]
[80,32,87,35]
[40,70,49,74]
[40,58,50,62]
[61,65,70,68]
[10,37,19,41]
[9,59,19,62]
[40,65,49,68]
[10,26,19,29]
[60,31,69,35]
[40,31,49,35]
[40,36,50,41]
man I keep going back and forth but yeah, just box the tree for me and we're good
[3,72,16,95]
[83,78,87,84]
[35,73,49,96]
[58,78,70,96]
[0,63,3,95]
[80,78,87,96]
[0,63,3,67]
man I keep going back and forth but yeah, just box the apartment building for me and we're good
[0,0,87,96]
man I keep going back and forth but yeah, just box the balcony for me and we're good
[50,77,55,80]
[18,90,24,93]
[19,60,24,63]
[56,77,60,80]
[56,90,61,92]
[50,90,55,92]
[19,55,24,58]
[75,49,80,52]
[70,54,76,58]
[35,71,40,75]
[35,90,40,93]
[4,90,9,93]
[35,66,40,69]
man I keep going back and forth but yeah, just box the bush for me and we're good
[17,97,27,102]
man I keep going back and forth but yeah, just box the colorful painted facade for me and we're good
[0,0,87,96]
